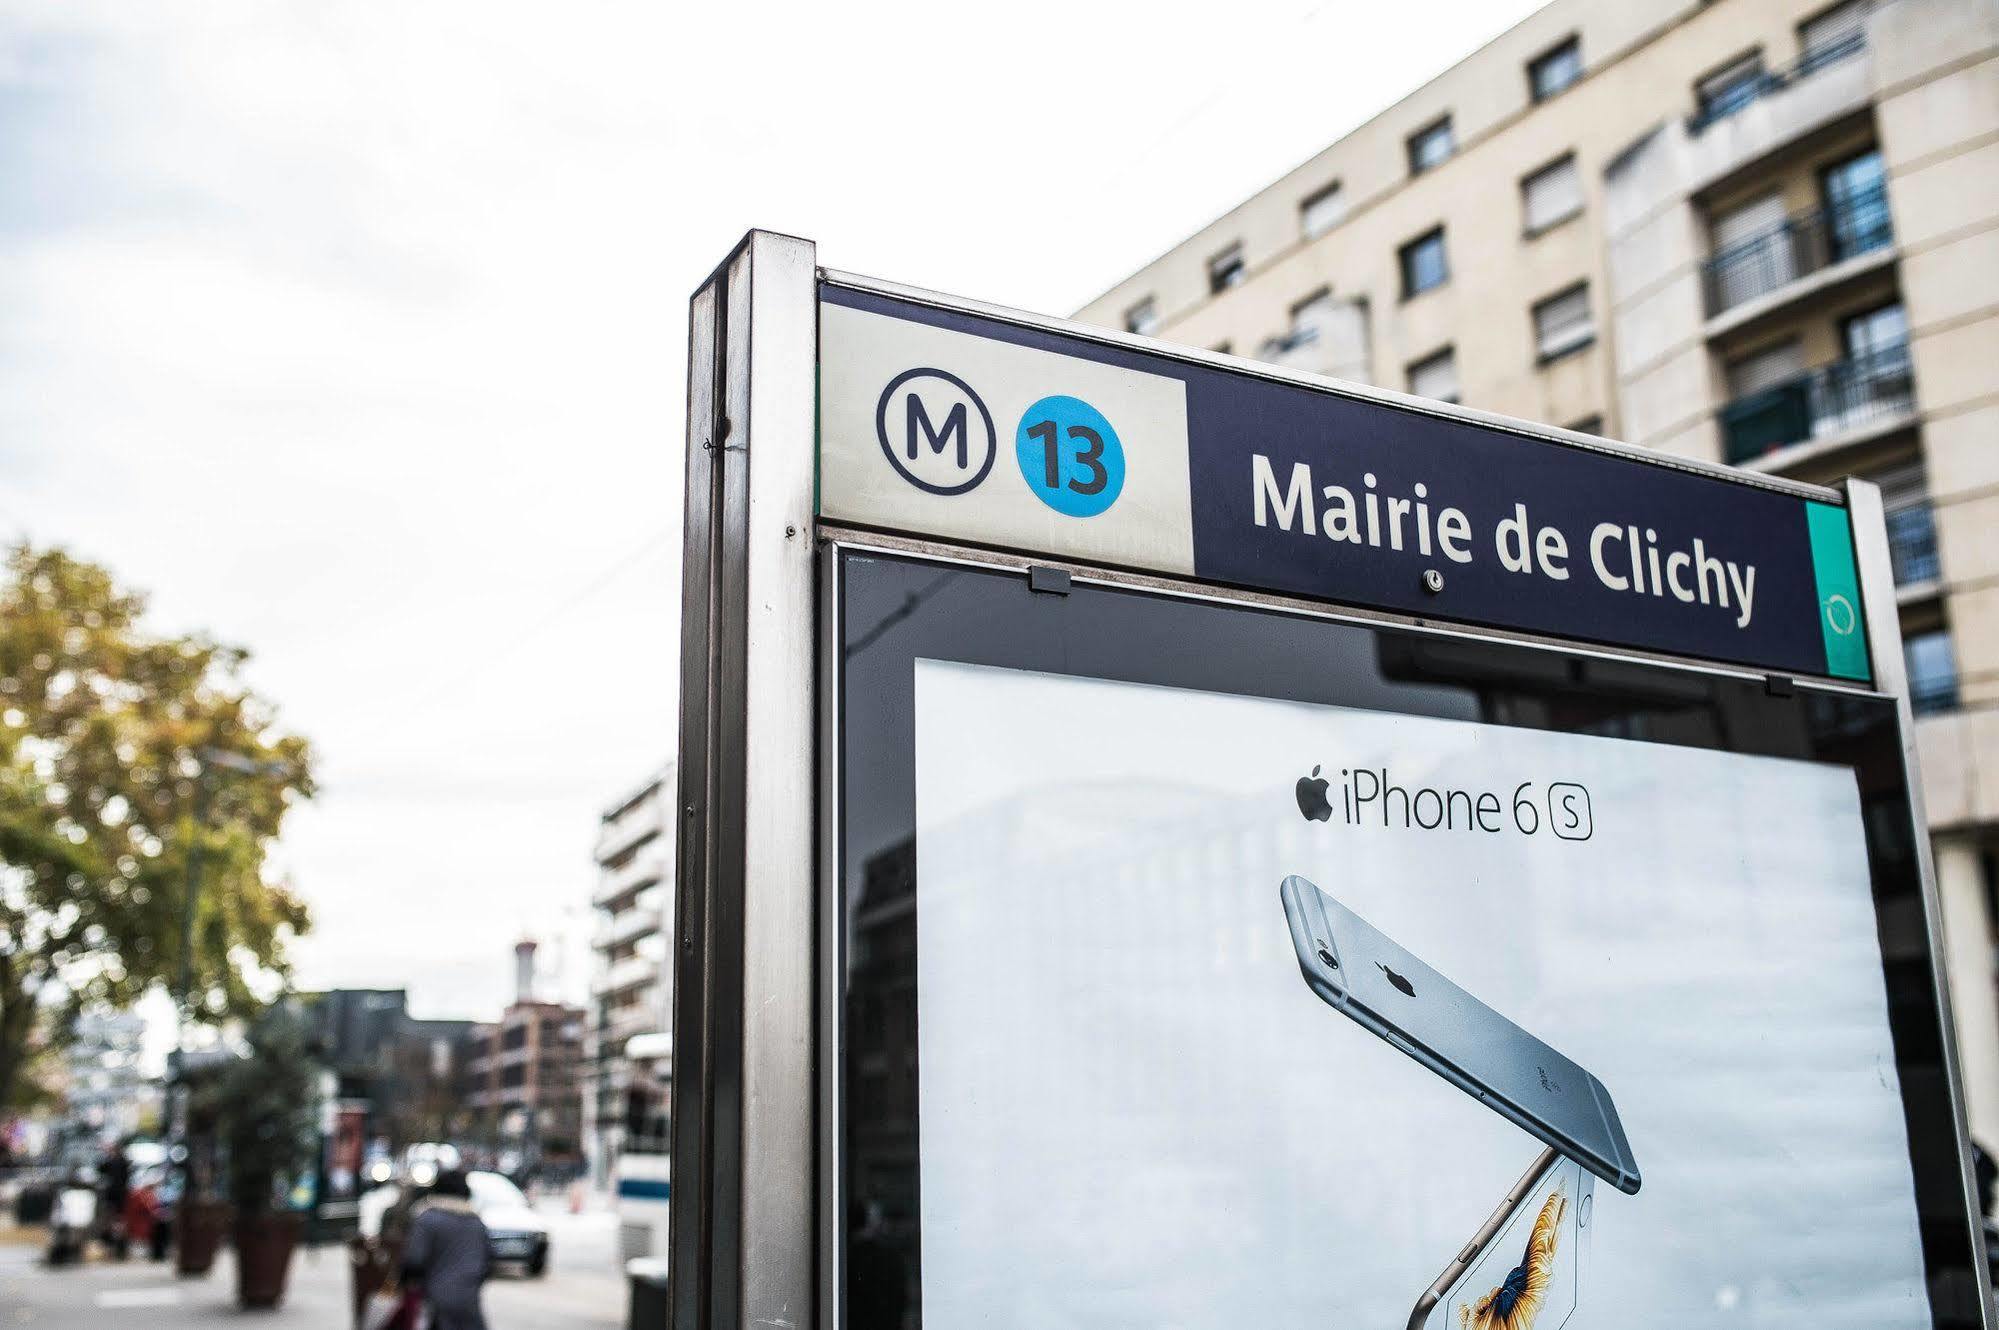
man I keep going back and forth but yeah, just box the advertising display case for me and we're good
[669,231,1991,1330]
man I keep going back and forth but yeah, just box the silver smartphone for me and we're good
[1409,1149,1594,1330]
[1280,874,1641,1194]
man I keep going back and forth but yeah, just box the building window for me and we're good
[1300,183,1346,239]
[1871,461,1940,587]
[1694,51,1769,127]
[1843,300,1908,364]
[1528,37,1583,102]
[1707,191,1793,310]
[1821,148,1890,262]
[1566,415,1604,436]
[1125,298,1158,337]
[1726,338,1805,397]
[1904,628,1959,715]
[1407,346,1459,404]
[1208,244,1247,294]
[1799,0,1867,73]
[1533,283,1594,361]
[1521,154,1583,234]
[1407,116,1455,175]
[1263,289,1338,362]
[1399,227,1450,298]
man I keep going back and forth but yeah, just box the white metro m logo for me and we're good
[875,367,997,496]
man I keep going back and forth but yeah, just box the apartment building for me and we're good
[585,766,675,1184]
[1077,0,1999,1141]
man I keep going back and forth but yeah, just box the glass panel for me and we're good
[1822,151,1891,261]
[1843,303,1907,359]
[1534,284,1594,358]
[1697,52,1767,122]
[1209,246,1246,294]
[1801,0,1868,69]
[1884,504,1940,586]
[1125,299,1158,337]
[838,551,1982,1330]
[1301,184,1345,239]
[1904,630,1959,714]
[1523,155,1582,232]
[1408,347,1458,401]
[1408,118,1454,173]
[1401,230,1449,296]
[1530,38,1583,101]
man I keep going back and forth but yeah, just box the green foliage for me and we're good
[1,1028,60,1115]
[196,1007,321,1214]
[0,543,315,1112]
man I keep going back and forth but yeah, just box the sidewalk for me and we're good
[1,1240,351,1326]
[1,1213,623,1328]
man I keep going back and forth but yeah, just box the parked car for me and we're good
[467,1171,548,1277]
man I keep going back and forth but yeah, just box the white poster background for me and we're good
[913,660,1929,1329]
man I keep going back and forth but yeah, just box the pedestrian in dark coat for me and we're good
[401,1169,492,1330]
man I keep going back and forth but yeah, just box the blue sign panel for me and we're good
[818,283,1870,682]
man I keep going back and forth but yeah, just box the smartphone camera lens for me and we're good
[1315,943,1338,969]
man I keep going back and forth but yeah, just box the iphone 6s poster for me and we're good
[911,659,1929,1329]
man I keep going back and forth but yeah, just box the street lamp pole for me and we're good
[166,749,290,1166]
[167,768,210,1138]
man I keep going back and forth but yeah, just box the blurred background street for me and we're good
[2,0,1997,1322]
[1,1196,621,1328]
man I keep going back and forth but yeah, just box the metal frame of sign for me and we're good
[669,230,1992,1329]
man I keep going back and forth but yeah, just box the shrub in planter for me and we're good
[195,1008,320,1309]
[175,1198,228,1276]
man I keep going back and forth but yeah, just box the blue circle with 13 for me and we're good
[1014,395,1125,518]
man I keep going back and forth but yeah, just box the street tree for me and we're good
[0,543,315,1115]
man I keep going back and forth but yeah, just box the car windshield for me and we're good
[467,1172,527,1212]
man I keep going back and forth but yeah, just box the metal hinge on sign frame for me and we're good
[1028,566,1072,596]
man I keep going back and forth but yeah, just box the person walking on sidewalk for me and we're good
[400,1168,492,1330]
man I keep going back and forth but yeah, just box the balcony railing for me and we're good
[1886,503,1940,587]
[1704,184,1892,316]
[593,846,668,908]
[1689,30,1866,134]
[1721,344,1914,464]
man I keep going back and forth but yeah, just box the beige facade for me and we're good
[1078,0,1999,1144]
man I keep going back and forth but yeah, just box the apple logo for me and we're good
[1295,765,1333,822]
[1376,961,1416,998]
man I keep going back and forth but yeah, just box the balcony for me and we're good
[591,953,660,999]
[1688,31,1865,136]
[593,902,664,952]
[1721,345,1914,465]
[595,798,664,864]
[593,846,669,908]
[598,1004,662,1049]
[1703,185,1892,317]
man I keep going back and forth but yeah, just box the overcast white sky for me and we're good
[0,0,1543,1022]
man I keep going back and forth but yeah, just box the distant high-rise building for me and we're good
[585,766,675,1184]
[466,939,587,1177]
[1075,0,1999,1146]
